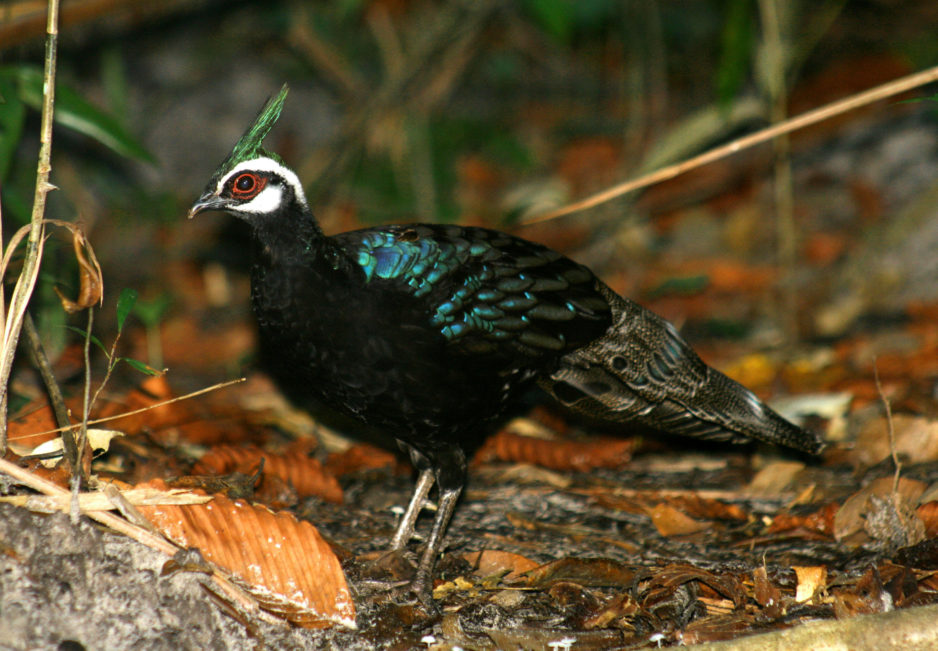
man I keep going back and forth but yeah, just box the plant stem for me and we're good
[0,0,59,455]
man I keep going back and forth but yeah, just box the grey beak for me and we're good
[188,192,227,219]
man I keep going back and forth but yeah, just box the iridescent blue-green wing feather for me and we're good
[333,224,613,358]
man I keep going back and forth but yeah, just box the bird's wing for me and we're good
[332,224,613,358]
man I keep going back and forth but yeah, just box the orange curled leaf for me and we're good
[54,227,103,313]
[648,502,708,537]
[767,502,838,537]
[192,444,343,504]
[472,431,635,472]
[137,491,355,628]
[915,501,938,538]
[463,550,540,582]
[324,443,403,477]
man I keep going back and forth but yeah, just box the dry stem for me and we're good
[0,0,59,454]
[525,64,938,224]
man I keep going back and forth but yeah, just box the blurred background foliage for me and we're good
[0,0,937,368]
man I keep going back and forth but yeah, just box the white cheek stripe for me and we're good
[219,157,309,210]
[237,185,285,214]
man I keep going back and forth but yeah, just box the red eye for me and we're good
[230,173,266,198]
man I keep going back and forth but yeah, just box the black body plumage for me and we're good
[189,87,824,604]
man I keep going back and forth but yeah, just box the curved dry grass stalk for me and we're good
[524,64,938,225]
[0,0,60,454]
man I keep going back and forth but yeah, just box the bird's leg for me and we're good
[390,468,435,550]
[410,485,461,603]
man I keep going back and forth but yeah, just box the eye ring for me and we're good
[230,172,266,198]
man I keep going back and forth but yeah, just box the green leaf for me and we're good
[2,65,155,163]
[715,0,753,107]
[0,76,26,183]
[522,0,574,43]
[116,288,138,332]
[64,325,108,356]
[121,357,160,376]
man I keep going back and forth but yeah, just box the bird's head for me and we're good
[188,84,308,222]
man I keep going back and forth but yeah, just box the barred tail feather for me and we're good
[541,286,825,455]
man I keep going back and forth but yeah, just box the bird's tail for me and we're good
[540,285,825,455]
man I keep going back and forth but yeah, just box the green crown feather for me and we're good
[216,83,289,175]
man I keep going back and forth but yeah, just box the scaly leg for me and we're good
[410,485,461,603]
[390,468,435,550]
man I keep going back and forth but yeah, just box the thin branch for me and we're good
[524,64,938,224]
[22,313,77,466]
[70,306,95,519]
[872,359,900,494]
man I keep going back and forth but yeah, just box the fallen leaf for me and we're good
[745,461,805,497]
[794,565,827,603]
[192,443,343,504]
[834,476,928,544]
[752,566,782,609]
[472,431,635,472]
[648,502,708,536]
[522,558,635,589]
[137,487,355,628]
[767,502,838,537]
[463,550,539,582]
[851,415,938,468]
[915,501,938,538]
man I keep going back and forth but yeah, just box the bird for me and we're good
[188,85,824,604]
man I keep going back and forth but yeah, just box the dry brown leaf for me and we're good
[137,488,355,628]
[645,564,746,610]
[745,460,806,497]
[324,443,402,477]
[463,550,540,582]
[851,415,938,468]
[648,502,708,536]
[192,444,343,504]
[794,565,827,603]
[915,501,938,538]
[767,502,838,537]
[54,227,103,313]
[472,431,635,472]
[96,376,257,446]
[522,558,636,589]
[97,375,184,433]
[752,566,782,609]
[834,476,928,544]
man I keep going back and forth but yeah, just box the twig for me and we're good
[872,359,900,494]
[70,306,94,519]
[0,0,59,455]
[524,64,938,224]
[0,456,262,618]
[7,377,247,441]
[21,313,77,466]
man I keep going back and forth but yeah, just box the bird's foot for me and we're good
[353,549,440,617]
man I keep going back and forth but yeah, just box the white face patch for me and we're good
[218,157,309,212]
[236,184,285,214]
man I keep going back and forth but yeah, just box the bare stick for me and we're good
[524,64,938,224]
[872,359,900,494]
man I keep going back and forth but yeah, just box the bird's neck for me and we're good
[251,203,333,266]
